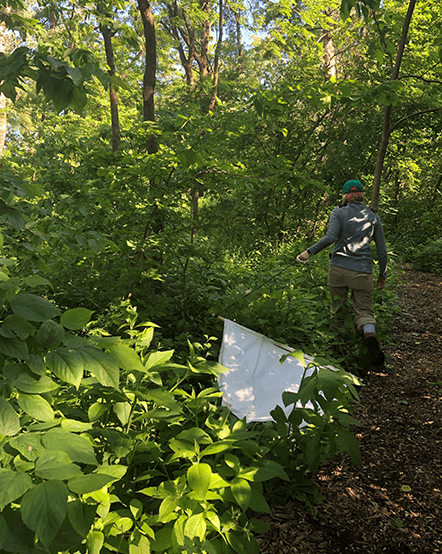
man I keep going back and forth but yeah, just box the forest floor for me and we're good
[258,264,442,554]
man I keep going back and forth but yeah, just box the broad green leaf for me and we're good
[46,347,84,388]
[113,402,132,426]
[36,320,65,349]
[205,510,220,532]
[129,498,144,520]
[231,478,251,511]
[67,499,97,538]
[79,346,120,389]
[68,473,115,494]
[87,530,104,554]
[187,463,212,501]
[96,464,127,480]
[172,516,186,549]
[226,530,248,554]
[17,393,54,421]
[15,373,58,394]
[0,336,29,359]
[9,433,45,460]
[0,508,35,552]
[24,275,52,288]
[71,86,87,114]
[144,350,174,371]
[248,518,270,534]
[240,459,290,482]
[169,438,198,461]
[248,486,271,514]
[10,293,61,321]
[200,441,233,457]
[108,342,145,372]
[0,397,20,436]
[47,514,84,552]
[0,314,35,339]
[27,353,46,375]
[176,428,212,444]
[150,526,172,552]
[35,451,82,480]
[158,496,179,523]
[336,427,361,466]
[88,401,108,421]
[280,349,304,366]
[20,480,68,547]
[129,529,151,554]
[61,419,93,432]
[66,66,83,87]
[143,389,181,411]
[42,428,97,465]
[60,308,94,330]
[209,473,230,490]
[0,468,33,509]
[184,513,206,540]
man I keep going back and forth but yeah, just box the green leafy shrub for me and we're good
[0,177,365,553]
[0,269,364,552]
[259,355,362,504]
[412,239,442,275]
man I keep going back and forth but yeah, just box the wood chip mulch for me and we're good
[257,264,442,554]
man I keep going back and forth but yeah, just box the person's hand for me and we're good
[377,277,386,290]
[296,250,310,264]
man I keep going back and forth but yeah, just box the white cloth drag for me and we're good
[218,319,318,423]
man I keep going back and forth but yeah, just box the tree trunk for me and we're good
[370,0,417,212]
[192,0,211,78]
[137,0,158,154]
[0,92,7,157]
[0,14,10,157]
[162,0,211,86]
[164,2,195,88]
[322,31,337,80]
[207,0,223,112]
[235,11,242,68]
[97,4,121,152]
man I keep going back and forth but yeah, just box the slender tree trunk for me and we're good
[164,2,195,88]
[207,0,223,112]
[235,11,242,68]
[137,0,158,154]
[97,5,121,152]
[370,0,417,212]
[0,13,11,157]
[433,174,442,202]
[0,92,7,157]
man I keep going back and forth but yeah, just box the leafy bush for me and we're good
[0,228,364,554]
[0,279,363,553]
[412,239,442,275]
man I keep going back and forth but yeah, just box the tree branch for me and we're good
[391,107,442,131]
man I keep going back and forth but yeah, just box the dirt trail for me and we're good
[259,264,442,554]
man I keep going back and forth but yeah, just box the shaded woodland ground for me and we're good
[258,264,442,554]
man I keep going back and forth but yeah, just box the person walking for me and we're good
[297,179,388,368]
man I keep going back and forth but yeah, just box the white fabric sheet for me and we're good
[218,319,317,423]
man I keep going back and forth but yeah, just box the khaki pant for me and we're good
[328,265,375,332]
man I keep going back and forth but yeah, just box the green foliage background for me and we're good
[0,0,441,551]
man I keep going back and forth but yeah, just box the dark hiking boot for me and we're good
[364,334,385,368]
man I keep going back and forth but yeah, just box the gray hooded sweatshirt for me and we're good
[308,202,388,280]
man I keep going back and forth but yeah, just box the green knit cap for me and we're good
[342,179,364,194]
